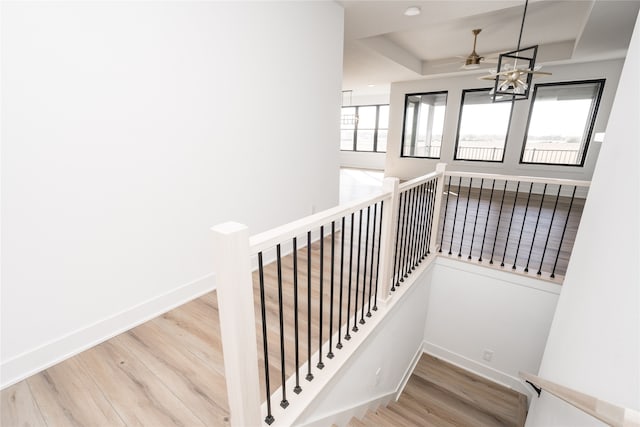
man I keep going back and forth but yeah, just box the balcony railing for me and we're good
[211,164,589,426]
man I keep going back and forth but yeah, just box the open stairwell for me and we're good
[346,354,528,427]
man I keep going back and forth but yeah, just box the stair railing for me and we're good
[520,372,640,427]
[437,170,590,279]
[211,164,593,426]
[212,168,444,426]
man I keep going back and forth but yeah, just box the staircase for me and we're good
[346,354,528,427]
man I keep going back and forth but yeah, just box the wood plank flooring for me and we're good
[348,354,528,427]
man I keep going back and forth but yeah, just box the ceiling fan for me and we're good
[461,29,485,69]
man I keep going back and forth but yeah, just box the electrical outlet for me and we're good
[482,349,494,362]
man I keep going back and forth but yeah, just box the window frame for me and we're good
[399,91,448,159]
[453,87,515,163]
[519,79,606,167]
[340,104,388,153]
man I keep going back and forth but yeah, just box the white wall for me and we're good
[423,257,560,396]
[525,11,640,426]
[385,59,624,181]
[0,1,343,388]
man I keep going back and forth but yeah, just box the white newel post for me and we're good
[376,177,400,306]
[211,222,262,427]
[429,163,447,254]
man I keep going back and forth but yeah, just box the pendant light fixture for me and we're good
[479,0,551,102]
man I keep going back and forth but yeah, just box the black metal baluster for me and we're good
[407,187,417,272]
[360,206,370,324]
[469,179,484,259]
[479,180,496,262]
[406,187,417,271]
[306,231,313,381]
[525,184,547,272]
[367,203,377,317]
[425,179,436,256]
[317,227,324,370]
[328,222,335,359]
[416,184,427,263]
[391,192,404,291]
[345,213,354,340]
[373,201,384,311]
[458,178,473,257]
[439,176,453,253]
[275,245,289,408]
[449,177,463,255]
[396,192,408,285]
[412,186,421,267]
[491,181,508,265]
[420,183,429,260]
[292,238,301,394]
[501,181,521,267]
[551,186,577,279]
[398,190,410,282]
[258,253,274,425]
[403,188,415,277]
[424,179,435,258]
[538,186,562,275]
[337,217,345,350]
[353,210,363,332]
[512,182,534,270]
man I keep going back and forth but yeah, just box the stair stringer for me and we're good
[292,263,435,427]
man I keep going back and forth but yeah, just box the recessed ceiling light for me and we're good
[368,84,376,87]
[404,6,421,16]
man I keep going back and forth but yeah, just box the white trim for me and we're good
[394,344,425,401]
[422,341,534,400]
[434,256,563,294]
[0,273,216,390]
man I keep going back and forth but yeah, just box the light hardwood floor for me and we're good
[348,354,528,427]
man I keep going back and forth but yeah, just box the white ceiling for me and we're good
[341,0,640,94]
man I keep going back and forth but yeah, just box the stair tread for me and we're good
[413,354,526,425]
[402,374,511,426]
[345,354,528,427]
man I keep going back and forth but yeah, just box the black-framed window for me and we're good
[400,92,447,158]
[520,79,605,166]
[340,105,388,152]
[454,88,514,162]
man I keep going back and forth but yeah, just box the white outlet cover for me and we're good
[482,350,494,362]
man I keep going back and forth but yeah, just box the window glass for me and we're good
[521,80,604,165]
[401,92,447,158]
[340,107,356,150]
[356,106,377,151]
[340,105,388,153]
[377,105,389,152]
[455,89,512,162]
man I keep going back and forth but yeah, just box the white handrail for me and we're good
[445,170,591,188]
[398,170,441,192]
[249,191,391,255]
[520,372,640,427]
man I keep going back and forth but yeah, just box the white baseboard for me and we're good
[422,341,533,399]
[395,343,425,401]
[0,273,216,389]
